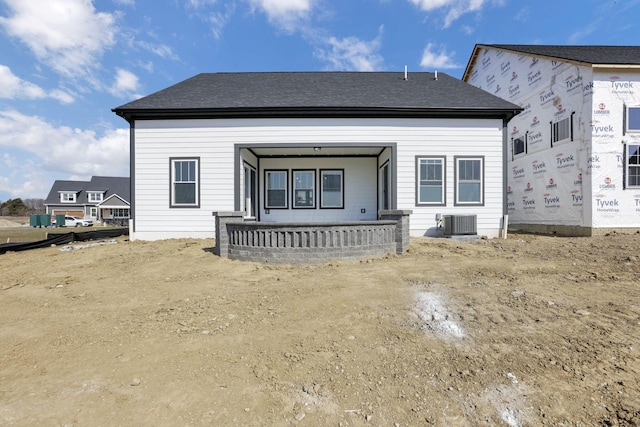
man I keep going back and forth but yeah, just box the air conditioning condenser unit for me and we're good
[443,215,477,236]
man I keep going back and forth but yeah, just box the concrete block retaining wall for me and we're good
[213,210,412,264]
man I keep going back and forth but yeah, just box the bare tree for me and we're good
[24,198,45,212]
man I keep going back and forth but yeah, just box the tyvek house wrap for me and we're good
[467,48,640,229]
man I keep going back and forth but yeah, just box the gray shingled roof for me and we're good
[113,72,521,121]
[44,176,130,205]
[480,45,640,65]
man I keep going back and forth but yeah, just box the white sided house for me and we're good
[464,45,640,236]
[113,72,519,261]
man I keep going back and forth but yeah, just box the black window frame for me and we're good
[292,169,316,209]
[320,169,344,209]
[264,169,288,209]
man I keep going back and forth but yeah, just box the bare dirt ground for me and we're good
[1,224,639,426]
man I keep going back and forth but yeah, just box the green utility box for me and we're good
[55,214,65,227]
[40,214,51,228]
[29,214,41,228]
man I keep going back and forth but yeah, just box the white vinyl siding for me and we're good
[132,117,505,240]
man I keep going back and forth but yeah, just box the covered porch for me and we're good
[96,195,130,226]
[235,143,397,223]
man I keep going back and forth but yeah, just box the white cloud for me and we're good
[315,26,384,71]
[136,40,180,61]
[0,0,117,78]
[187,0,220,7]
[49,89,76,104]
[109,68,141,98]
[247,0,314,32]
[419,43,460,70]
[0,65,75,104]
[408,0,489,28]
[0,110,129,183]
[208,3,237,40]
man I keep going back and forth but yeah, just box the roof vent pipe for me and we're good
[435,70,438,81]
[404,65,408,80]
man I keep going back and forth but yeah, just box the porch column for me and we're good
[212,211,245,257]
[379,209,412,254]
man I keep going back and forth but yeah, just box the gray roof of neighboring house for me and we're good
[44,176,130,205]
[113,72,522,121]
[464,44,640,81]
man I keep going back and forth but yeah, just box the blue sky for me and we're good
[1,0,639,203]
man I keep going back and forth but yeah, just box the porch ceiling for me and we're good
[249,146,386,157]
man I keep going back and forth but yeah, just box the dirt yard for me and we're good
[0,225,639,426]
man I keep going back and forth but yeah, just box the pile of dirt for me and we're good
[0,232,638,426]
[0,217,28,227]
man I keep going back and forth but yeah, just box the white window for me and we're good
[626,106,640,133]
[60,192,76,203]
[551,115,573,146]
[171,158,199,207]
[265,170,288,209]
[455,157,484,205]
[90,207,97,218]
[87,192,103,202]
[416,157,445,205]
[626,144,640,188]
[293,170,315,208]
[112,208,129,218]
[320,170,343,209]
[513,136,526,158]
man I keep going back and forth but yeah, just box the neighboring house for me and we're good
[44,176,131,225]
[113,72,520,242]
[463,45,640,236]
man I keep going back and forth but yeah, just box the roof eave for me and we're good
[592,64,640,69]
[462,44,483,82]
[113,106,522,122]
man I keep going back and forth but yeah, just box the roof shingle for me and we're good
[113,72,521,120]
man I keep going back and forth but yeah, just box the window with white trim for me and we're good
[60,192,76,203]
[320,169,343,209]
[626,106,640,133]
[265,170,288,209]
[626,144,640,187]
[90,207,97,218]
[171,158,199,207]
[112,208,129,218]
[455,157,484,205]
[416,157,445,205]
[513,136,526,158]
[293,170,315,208]
[551,114,573,146]
[87,192,103,202]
